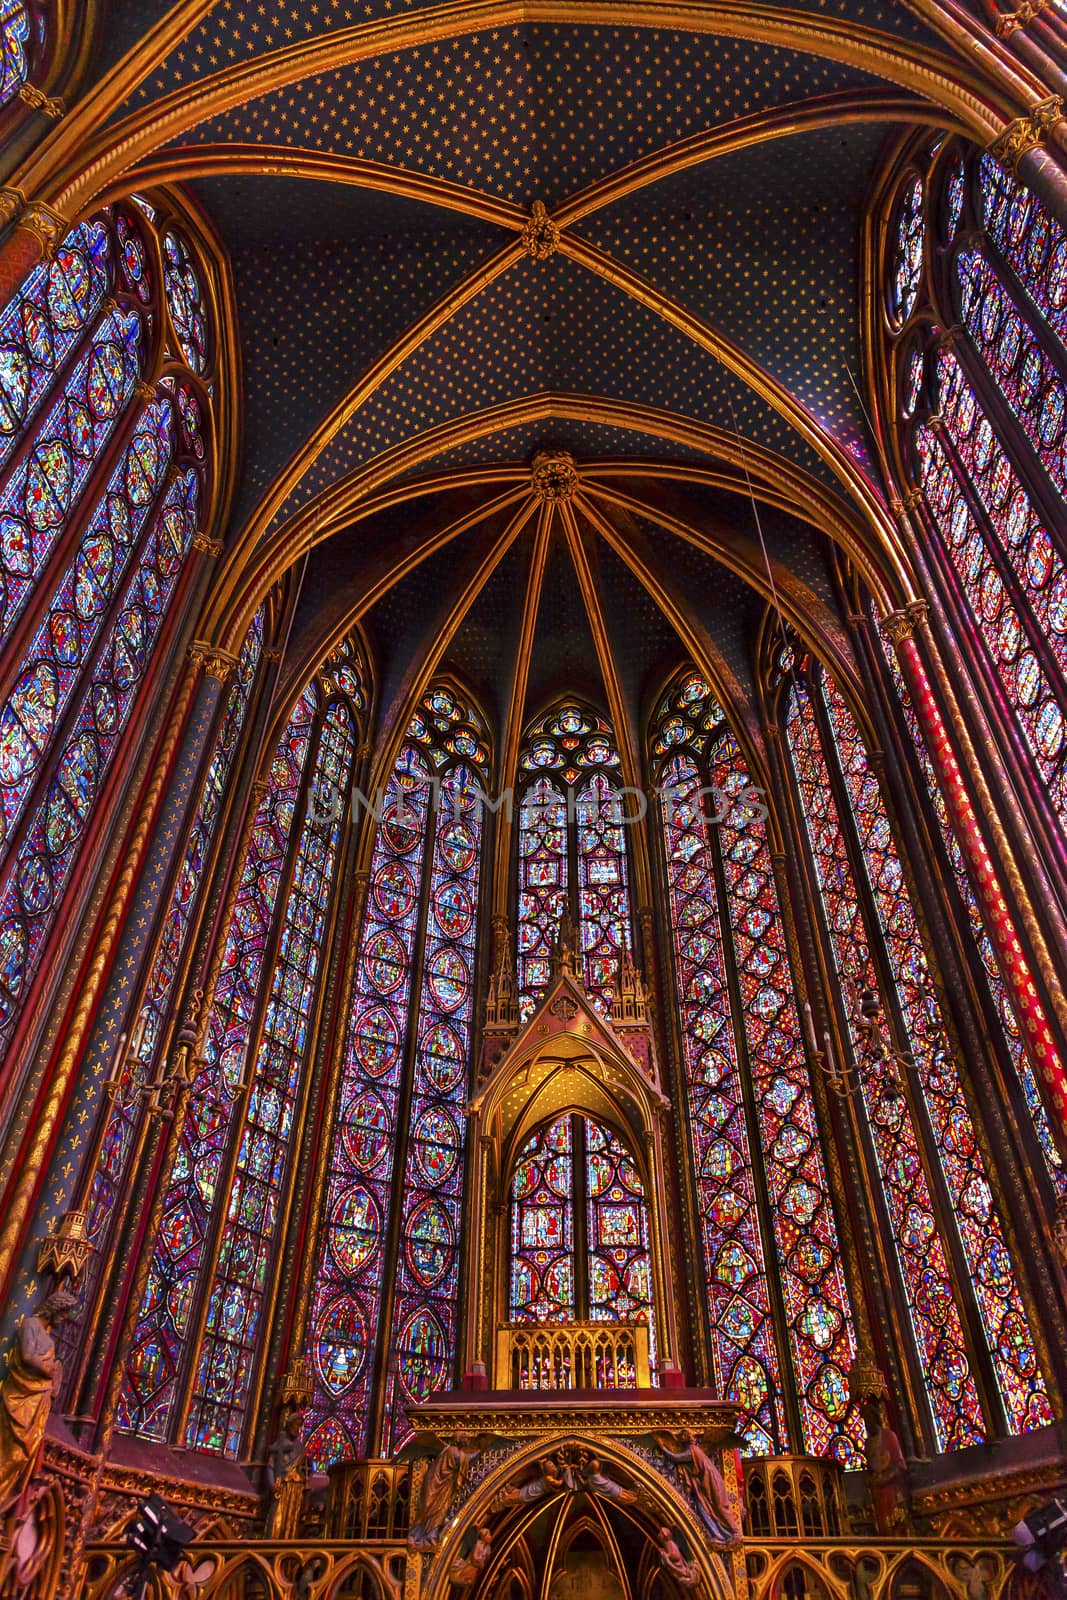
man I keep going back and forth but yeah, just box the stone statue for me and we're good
[0,1290,77,1515]
[408,1434,485,1552]
[449,1526,492,1587]
[862,1397,909,1534]
[651,1430,741,1546]
[265,1411,306,1538]
[656,1526,701,1590]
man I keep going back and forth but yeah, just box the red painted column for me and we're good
[883,605,1067,1156]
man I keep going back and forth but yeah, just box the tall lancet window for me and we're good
[0,199,217,1059]
[782,656,1051,1449]
[78,606,265,1326]
[517,705,633,1017]
[654,672,860,1465]
[883,142,1067,827]
[305,685,489,1466]
[120,638,366,1453]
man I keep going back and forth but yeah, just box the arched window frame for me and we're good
[0,193,227,1076]
[774,647,1052,1450]
[304,681,491,1468]
[515,702,635,1019]
[650,668,862,1465]
[119,637,368,1454]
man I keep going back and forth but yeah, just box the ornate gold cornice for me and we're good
[408,1394,742,1440]
[989,95,1065,172]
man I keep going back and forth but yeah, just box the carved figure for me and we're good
[265,1411,306,1538]
[449,1526,492,1586]
[651,1430,741,1546]
[0,1290,77,1514]
[656,1526,701,1590]
[496,1455,567,1508]
[862,1397,910,1534]
[577,1453,638,1505]
[409,1434,485,1552]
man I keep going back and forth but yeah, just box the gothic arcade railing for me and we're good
[495,1319,651,1390]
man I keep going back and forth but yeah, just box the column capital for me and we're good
[878,602,927,646]
[18,201,66,259]
[990,96,1064,173]
[192,532,223,557]
[188,640,237,684]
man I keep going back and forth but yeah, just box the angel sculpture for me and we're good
[449,1526,492,1587]
[650,1430,741,1547]
[494,1455,567,1509]
[656,1526,702,1591]
[577,1454,638,1505]
[408,1433,496,1552]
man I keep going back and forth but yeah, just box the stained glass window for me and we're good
[121,643,367,1446]
[508,1113,654,1355]
[84,609,265,1284]
[887,146,1067,836]
[187,699,357,1454]
[0,0,42,109]
[654,671,860,1463]
[305,685,489,1468]
[511,1116,576,1324]
[516,706,633,1018]
[784,662,1051,1445]
[0,201,215,1060]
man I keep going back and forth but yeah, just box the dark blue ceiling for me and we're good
[88,0,950,725]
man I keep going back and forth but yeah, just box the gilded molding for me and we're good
[989,96,1065,172]
[520,199,560,259]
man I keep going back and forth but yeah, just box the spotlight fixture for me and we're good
[124,1494,195,1599]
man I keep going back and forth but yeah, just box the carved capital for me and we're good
[19,202,66,259]
[520,199,560,260]
[879,609,917,646]
[889,486,924,523]
[531,448,578,503]
[192,532,223,556]
[0,187,23,230]
[990,96,1064,173]
[189,640,237,683]
[996,0,1049,35]
[18,82,64,118]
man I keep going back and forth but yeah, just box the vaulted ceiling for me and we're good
[83,0,991,766]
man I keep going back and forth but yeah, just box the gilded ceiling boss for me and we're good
[0,0,1064,1596]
